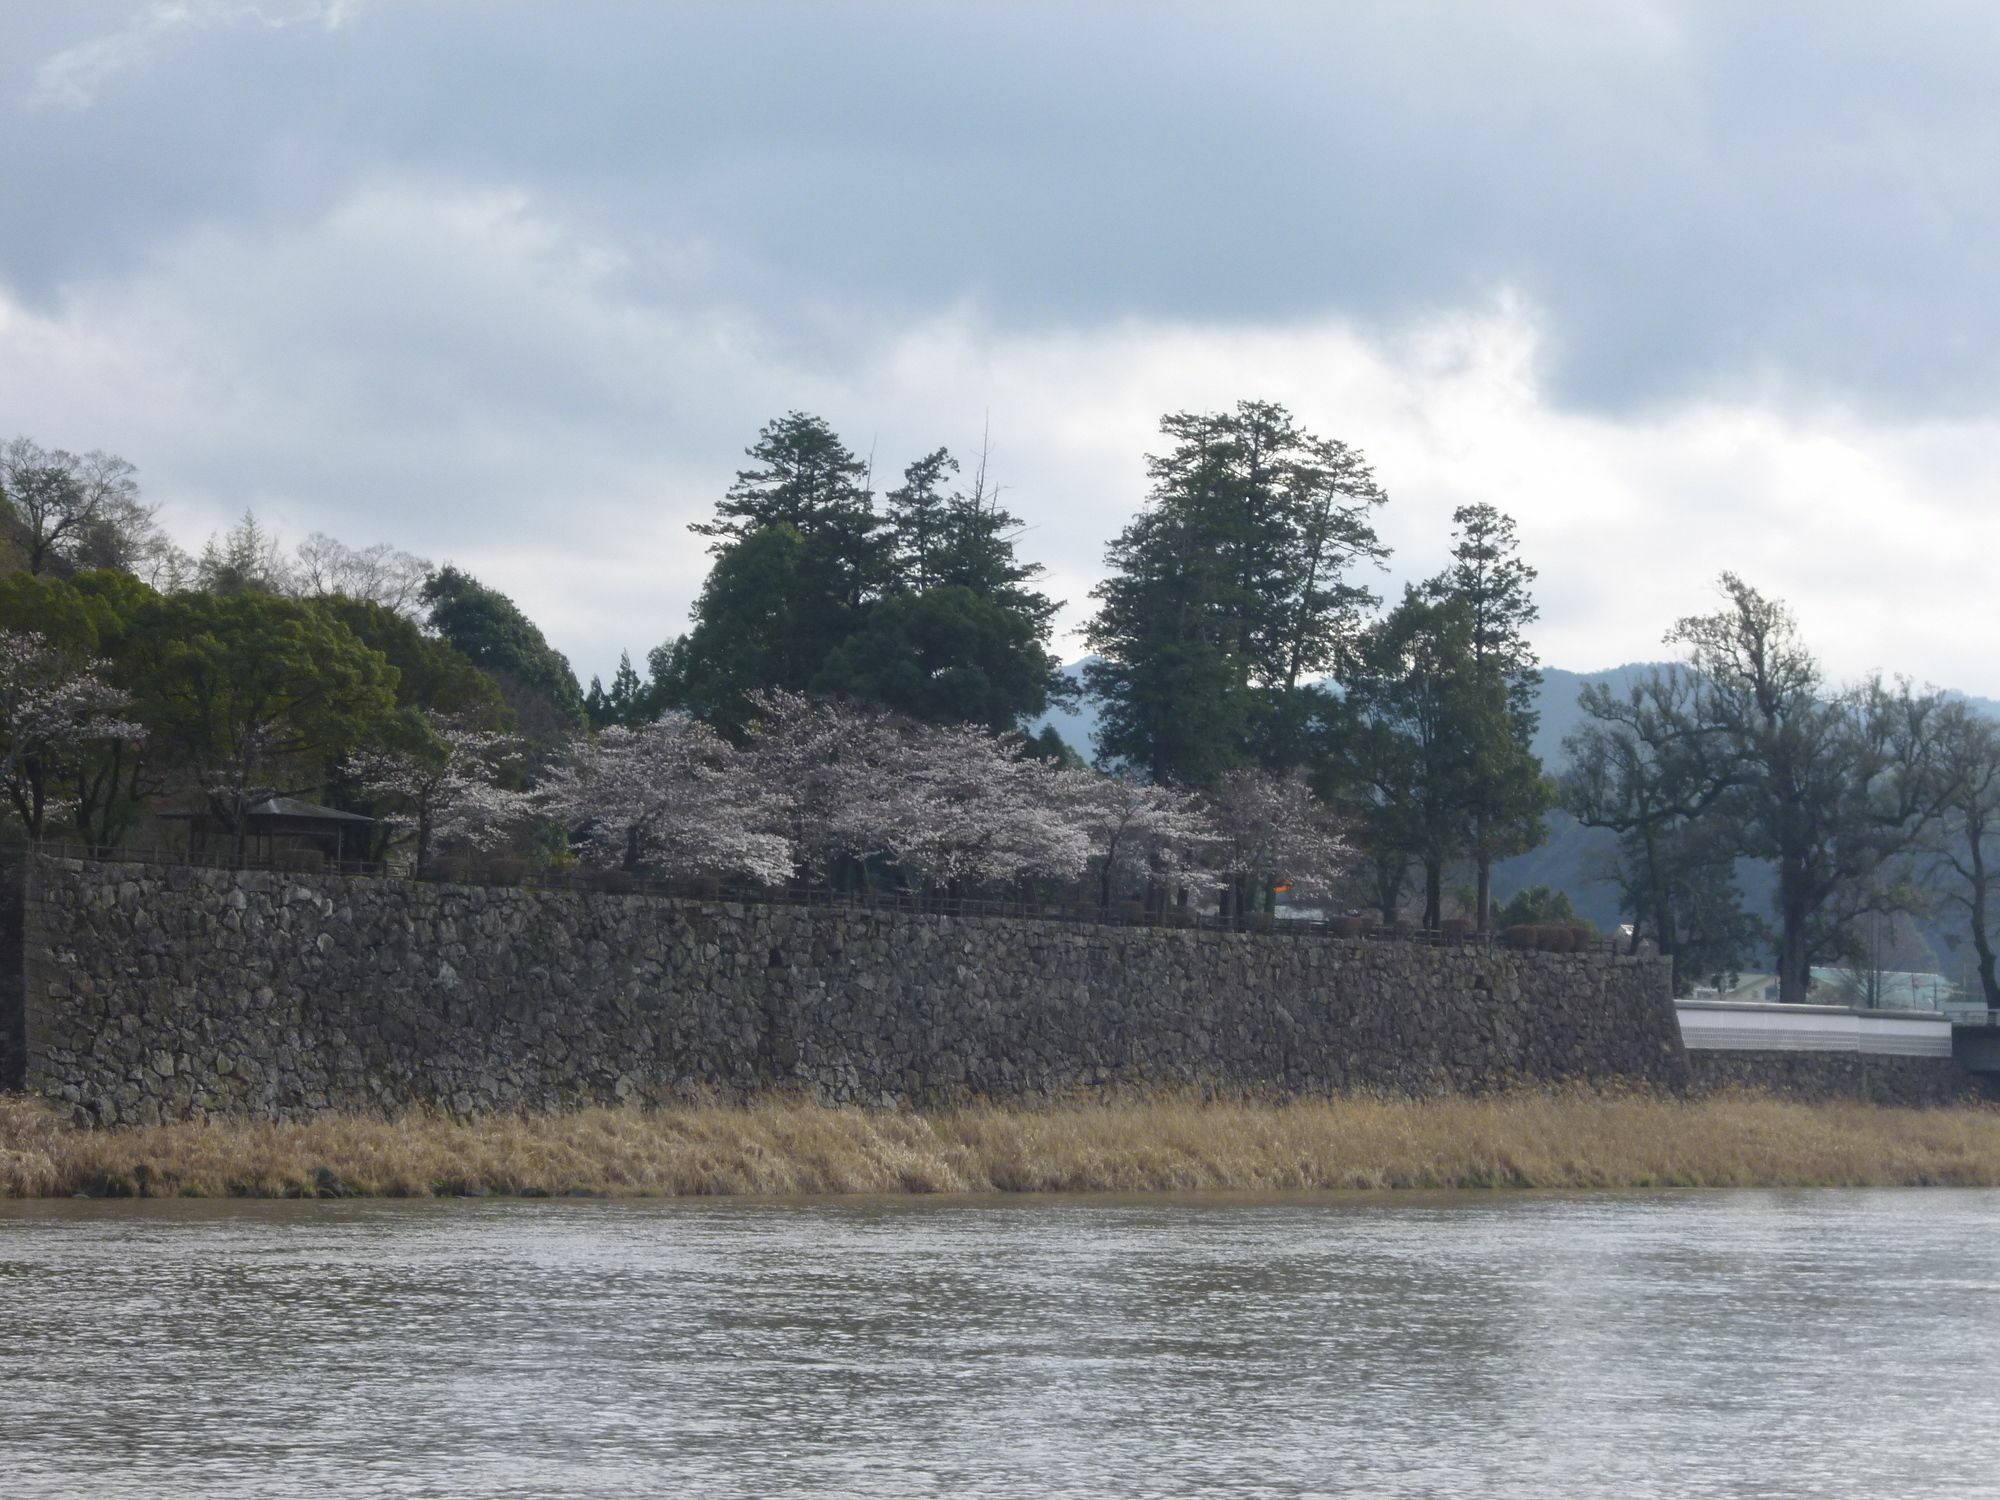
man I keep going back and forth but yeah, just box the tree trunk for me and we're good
[1658,902,1682,997]
[1474,838,1492,934]
[1776,887,1812,1004]
[1372,850,1405,929]
[1969,865,1999,1013]
[1423,859,1443,932]
[1977,928,2000,1013]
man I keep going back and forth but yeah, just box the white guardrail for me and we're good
[1674,999,1956,1058]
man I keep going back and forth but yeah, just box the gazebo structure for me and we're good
[160,796,378,867]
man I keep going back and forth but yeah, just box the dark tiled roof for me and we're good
[159,797,375,824]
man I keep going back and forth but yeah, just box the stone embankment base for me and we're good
[1686,1051,1993,1107]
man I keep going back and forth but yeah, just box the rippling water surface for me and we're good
[4,1190,1998,1497]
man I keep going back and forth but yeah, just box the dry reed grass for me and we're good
[4,1090,1999,1200]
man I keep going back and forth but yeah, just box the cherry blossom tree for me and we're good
[740,690,900,884]
[742,691,1093,894]
[1052,767,1219,910]
[862,722,1091,892]
[348,712,532,874]
[0,629,143,840]
[1203,767,1352,917]
[544,715,791,884]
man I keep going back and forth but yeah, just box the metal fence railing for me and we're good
[15,840,1628,953]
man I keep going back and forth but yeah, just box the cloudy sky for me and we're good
[5,2,1999,692]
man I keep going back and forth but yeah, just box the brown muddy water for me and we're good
[2,1191,1997,1497]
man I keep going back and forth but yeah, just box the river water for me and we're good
[2,1191,1997,1498]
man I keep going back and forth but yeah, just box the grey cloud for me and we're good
[6,3,2000,412]
[8,2,2000,694]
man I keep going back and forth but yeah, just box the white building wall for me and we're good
[1676,1000,1954,1058]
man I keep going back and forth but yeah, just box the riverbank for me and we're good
[5,1091,1999,1198]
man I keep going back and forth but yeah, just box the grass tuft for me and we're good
[5,1089,2000,1199]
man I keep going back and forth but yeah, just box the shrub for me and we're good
[1439,917,1473,940]
[272,847,325,873]
[1501,924,1539,951]
[1113,900,1147,925]
[1329,916,1365,939]
[586,868,636,895]
[1496,885,1579,929]
[482,855,529,887]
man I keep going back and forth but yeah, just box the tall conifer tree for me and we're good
[1084,401,1387,784]
[1426,504,1549,930]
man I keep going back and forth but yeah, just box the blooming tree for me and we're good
[0,629,143,839]
[864,722,1091,891]
[1051,767,1218,909]
[540,688,1339,916]
[544,715,792,884]
[1203,767,1351,912]
[742,692,1094,893]
[349,711,532,874]
[740,690,899,883]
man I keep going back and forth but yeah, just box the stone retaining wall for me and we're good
[4,854,1688,1124]
[1686,1050,1991,1107]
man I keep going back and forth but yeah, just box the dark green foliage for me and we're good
[814,585,1054,734]
[318,596,508,726]
[1563,576,1951,1003]
[0,571,106,654]
[121,591,398,853]
[0,570,164,845]
[692,411,878,548]
[585,651,652,730]
[1333,587,1483,930]
[657,414,1063,737]
[1023,725,1085,769]
[1495,885,1578,928]
[883,447,956,592]
[654,524,816,735]
[1084,400,1387,783]
[1426,503,1549,929]
[420,566,585,738]
[662,415,889,731]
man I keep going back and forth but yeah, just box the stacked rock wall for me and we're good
[4,855,1688,1124]
[1686,1050,1989,1106]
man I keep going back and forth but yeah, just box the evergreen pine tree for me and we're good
[1084,401,1387,784]
[1426,504,1549,930]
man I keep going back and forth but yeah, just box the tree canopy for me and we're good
[656,413,1063,737]
[1084,401,1387,783]
[421,565,586,738]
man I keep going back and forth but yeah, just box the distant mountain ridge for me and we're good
[1034,658,1682,770]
